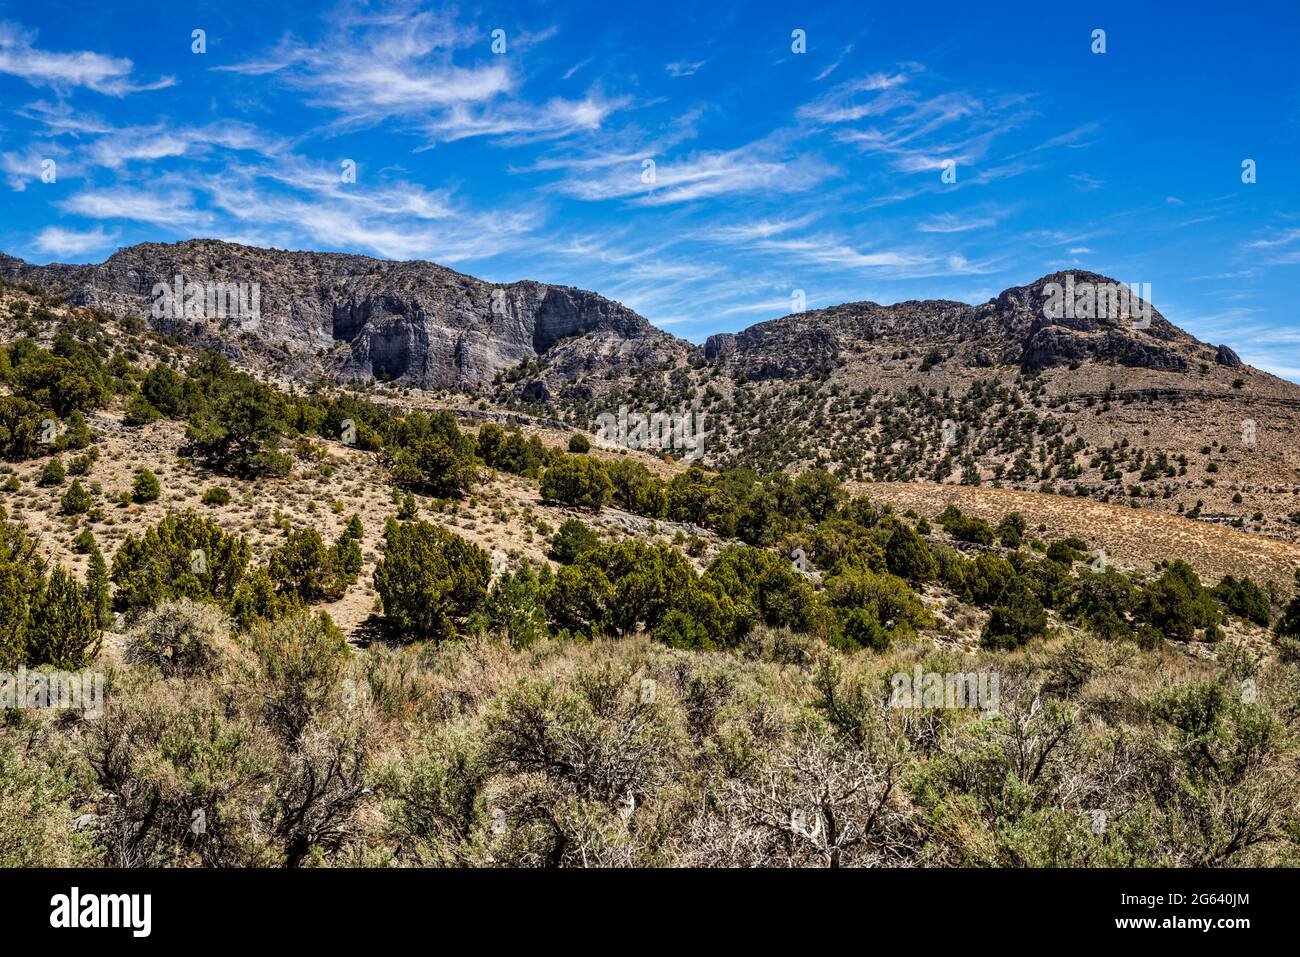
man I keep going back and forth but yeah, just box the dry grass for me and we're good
[861,480,1300,592]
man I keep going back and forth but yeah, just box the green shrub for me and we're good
[809,518,886,574]
[825,565,933,639]
[792,468,847,522]
[470,563,550,649]
[59,411,91,450]
[606,458,669,518]
[230,566,306,631]
[0,519,43,666]
[67,450,96,476]
[248,611,350,741]
[0,743,96,866]
[1066,568,1137,640]
[373,520,490,642]
[540,455,613,510]
[201,486,231,506]
[836,607,891,652]
[185,373,292,477]
[131,468,161,503]
[0,396,48,462]
[388,411,478,497]
[547,518,601,564]
[1212,575,1271,627]
[1046,540,1080,564]
[701,544,820,640]
[884,520,937,582]
[936,505,996,545]
[12,342,109,417]
[546,540,701,639]
[477,424,549,477]
[1139,560,1220,641]
[38,458,65,487]
[123,393,162,427]
[996,512,1026,548]
[267,526,360,602]
[110,510,251,618]
[141,362,193,417]
[60,479,91,515]
[85,546,113,630]
[25,566,101,668]
[82,679,274,867]
[980,581,1047,649]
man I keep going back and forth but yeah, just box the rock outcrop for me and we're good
[697,270,1208,383]
[0,240,679,391]
[1,244,1245,404]
[1216,344,1244,367]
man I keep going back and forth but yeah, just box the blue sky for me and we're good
[1,0,1297,376]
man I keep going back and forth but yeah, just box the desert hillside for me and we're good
[2,262,1298,872]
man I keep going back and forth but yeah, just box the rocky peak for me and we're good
[694,269,1211,381]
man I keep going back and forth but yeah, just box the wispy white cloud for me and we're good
[799,68,1033,182]
[1031,123,1100,152]
[555,139,836,205]
[754,235,927,273]
[665,60,708,78]
[1024,227,1106,248]
[561,58,591,80]
[16,99,117,135]
[422,92,630,144]
[0,21,173,95]
[188,160,542,263]
[1,146,66,191]
[213,8,619,148]
[797,70,920,124]
[80,121,289,169]
[814,45,854,82]
[916,210,1003,233]
[696,214,820,242]
[33,224,116,258]
[1245,228,1300,249]
[59,188,213,231]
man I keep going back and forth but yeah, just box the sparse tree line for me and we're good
[538,356,1261,525]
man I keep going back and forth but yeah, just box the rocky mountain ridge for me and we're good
[701,270,1241,384]
[5,240,1300,543]
[0,240,679,392]
[1,245,1251,402]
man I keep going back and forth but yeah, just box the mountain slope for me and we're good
[0,239,684,392]
[500,271,1300,544]
[702,271,1222,380]
[8,240,1300,543]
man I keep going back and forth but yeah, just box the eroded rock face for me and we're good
[1020,324,1189,372]
[520,380,551,402]
[0,240,677,391]
[698,270,1203,382]
[702,318,842,380]
[1217,344,1243,367]
[703,333,737,360]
